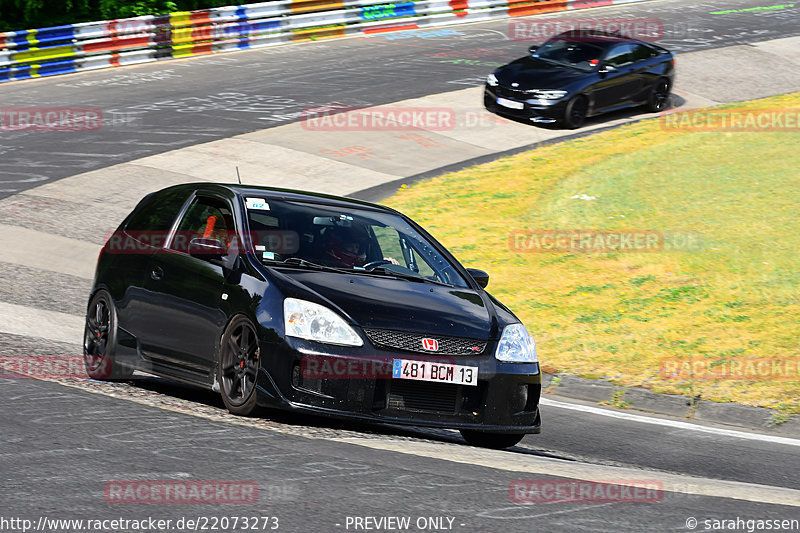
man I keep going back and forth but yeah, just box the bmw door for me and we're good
[591,44,642,112]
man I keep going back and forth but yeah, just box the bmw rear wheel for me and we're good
[562,95,588,129]
[83,290,133,380]
[218,316,261,416]
[460,430,525,449]
[647,78,671,112]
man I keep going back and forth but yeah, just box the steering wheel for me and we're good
[362,260,392,270]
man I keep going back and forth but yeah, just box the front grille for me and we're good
[387,380,458,414]
[497,86,529,99]
[363,328,487,356]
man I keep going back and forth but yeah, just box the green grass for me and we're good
[385,92,800,413]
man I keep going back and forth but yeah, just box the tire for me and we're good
[562,95,588,129]
[218,316,262,416]
[83,290,134,380]
[460,430,526,449]
[646,78,671,112]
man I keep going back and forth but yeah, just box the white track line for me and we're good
[541,398,800,447]
[331,438,800,507]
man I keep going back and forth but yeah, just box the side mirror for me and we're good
[466,268,490,289]
[599,64,617,74]
[528,45,538,55]
[188,237,227,259]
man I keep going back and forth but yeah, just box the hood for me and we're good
[277,270,496,340]
[495,57,587,90]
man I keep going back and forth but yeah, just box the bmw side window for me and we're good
[170,196,235,257]
[631,44,656,62]
[605,44,634,67]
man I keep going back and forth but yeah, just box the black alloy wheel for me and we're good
[218,316,261,416]
[563,95,588,129]
[647,79,671,112]
[83,290,133,380]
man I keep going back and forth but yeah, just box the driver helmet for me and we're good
[324,224,370,268]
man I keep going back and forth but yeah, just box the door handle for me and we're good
[150,266,164,281]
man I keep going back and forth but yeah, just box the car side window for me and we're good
[170,196,235,256]
[372,226,437,279]
[630,43,656,62]
[124,188,189,247]
[604,44,634,67]
[372,226,403,264]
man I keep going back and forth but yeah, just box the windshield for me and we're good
[533,38,605,72]
[242,197,469,288]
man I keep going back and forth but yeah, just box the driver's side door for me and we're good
[139,194,235,380]
[592,43,641,111]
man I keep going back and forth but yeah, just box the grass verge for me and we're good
[384,92,800,415]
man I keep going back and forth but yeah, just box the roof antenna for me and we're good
[236,166,242,185]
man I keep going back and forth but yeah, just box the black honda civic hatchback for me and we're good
[484,30,675,128]
[84,183,541,448]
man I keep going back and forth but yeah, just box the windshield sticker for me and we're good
[246,198,270,211]
[255,245,266,251]
[262,251,276,260]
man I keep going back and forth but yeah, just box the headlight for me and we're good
[529,89,568,100]
[284,298,363,347]
[495,323,537,363]
[486,73,499,87]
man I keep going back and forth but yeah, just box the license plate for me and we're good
[392,359,478,386]
[497,97,524,110]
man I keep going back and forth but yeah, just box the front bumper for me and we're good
[484,85,568,124]
[255,337,541,434]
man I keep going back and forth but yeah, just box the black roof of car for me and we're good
[168,182,397,214]
[551,29,637,45]
[555,29,626,40]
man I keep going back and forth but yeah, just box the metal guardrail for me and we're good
[0,0,645,83]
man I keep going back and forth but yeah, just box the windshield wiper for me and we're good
[267,257,350,274]
[365,266,448,285]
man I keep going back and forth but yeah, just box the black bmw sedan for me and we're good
[84,183,541,448]
[484,30,675,128]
